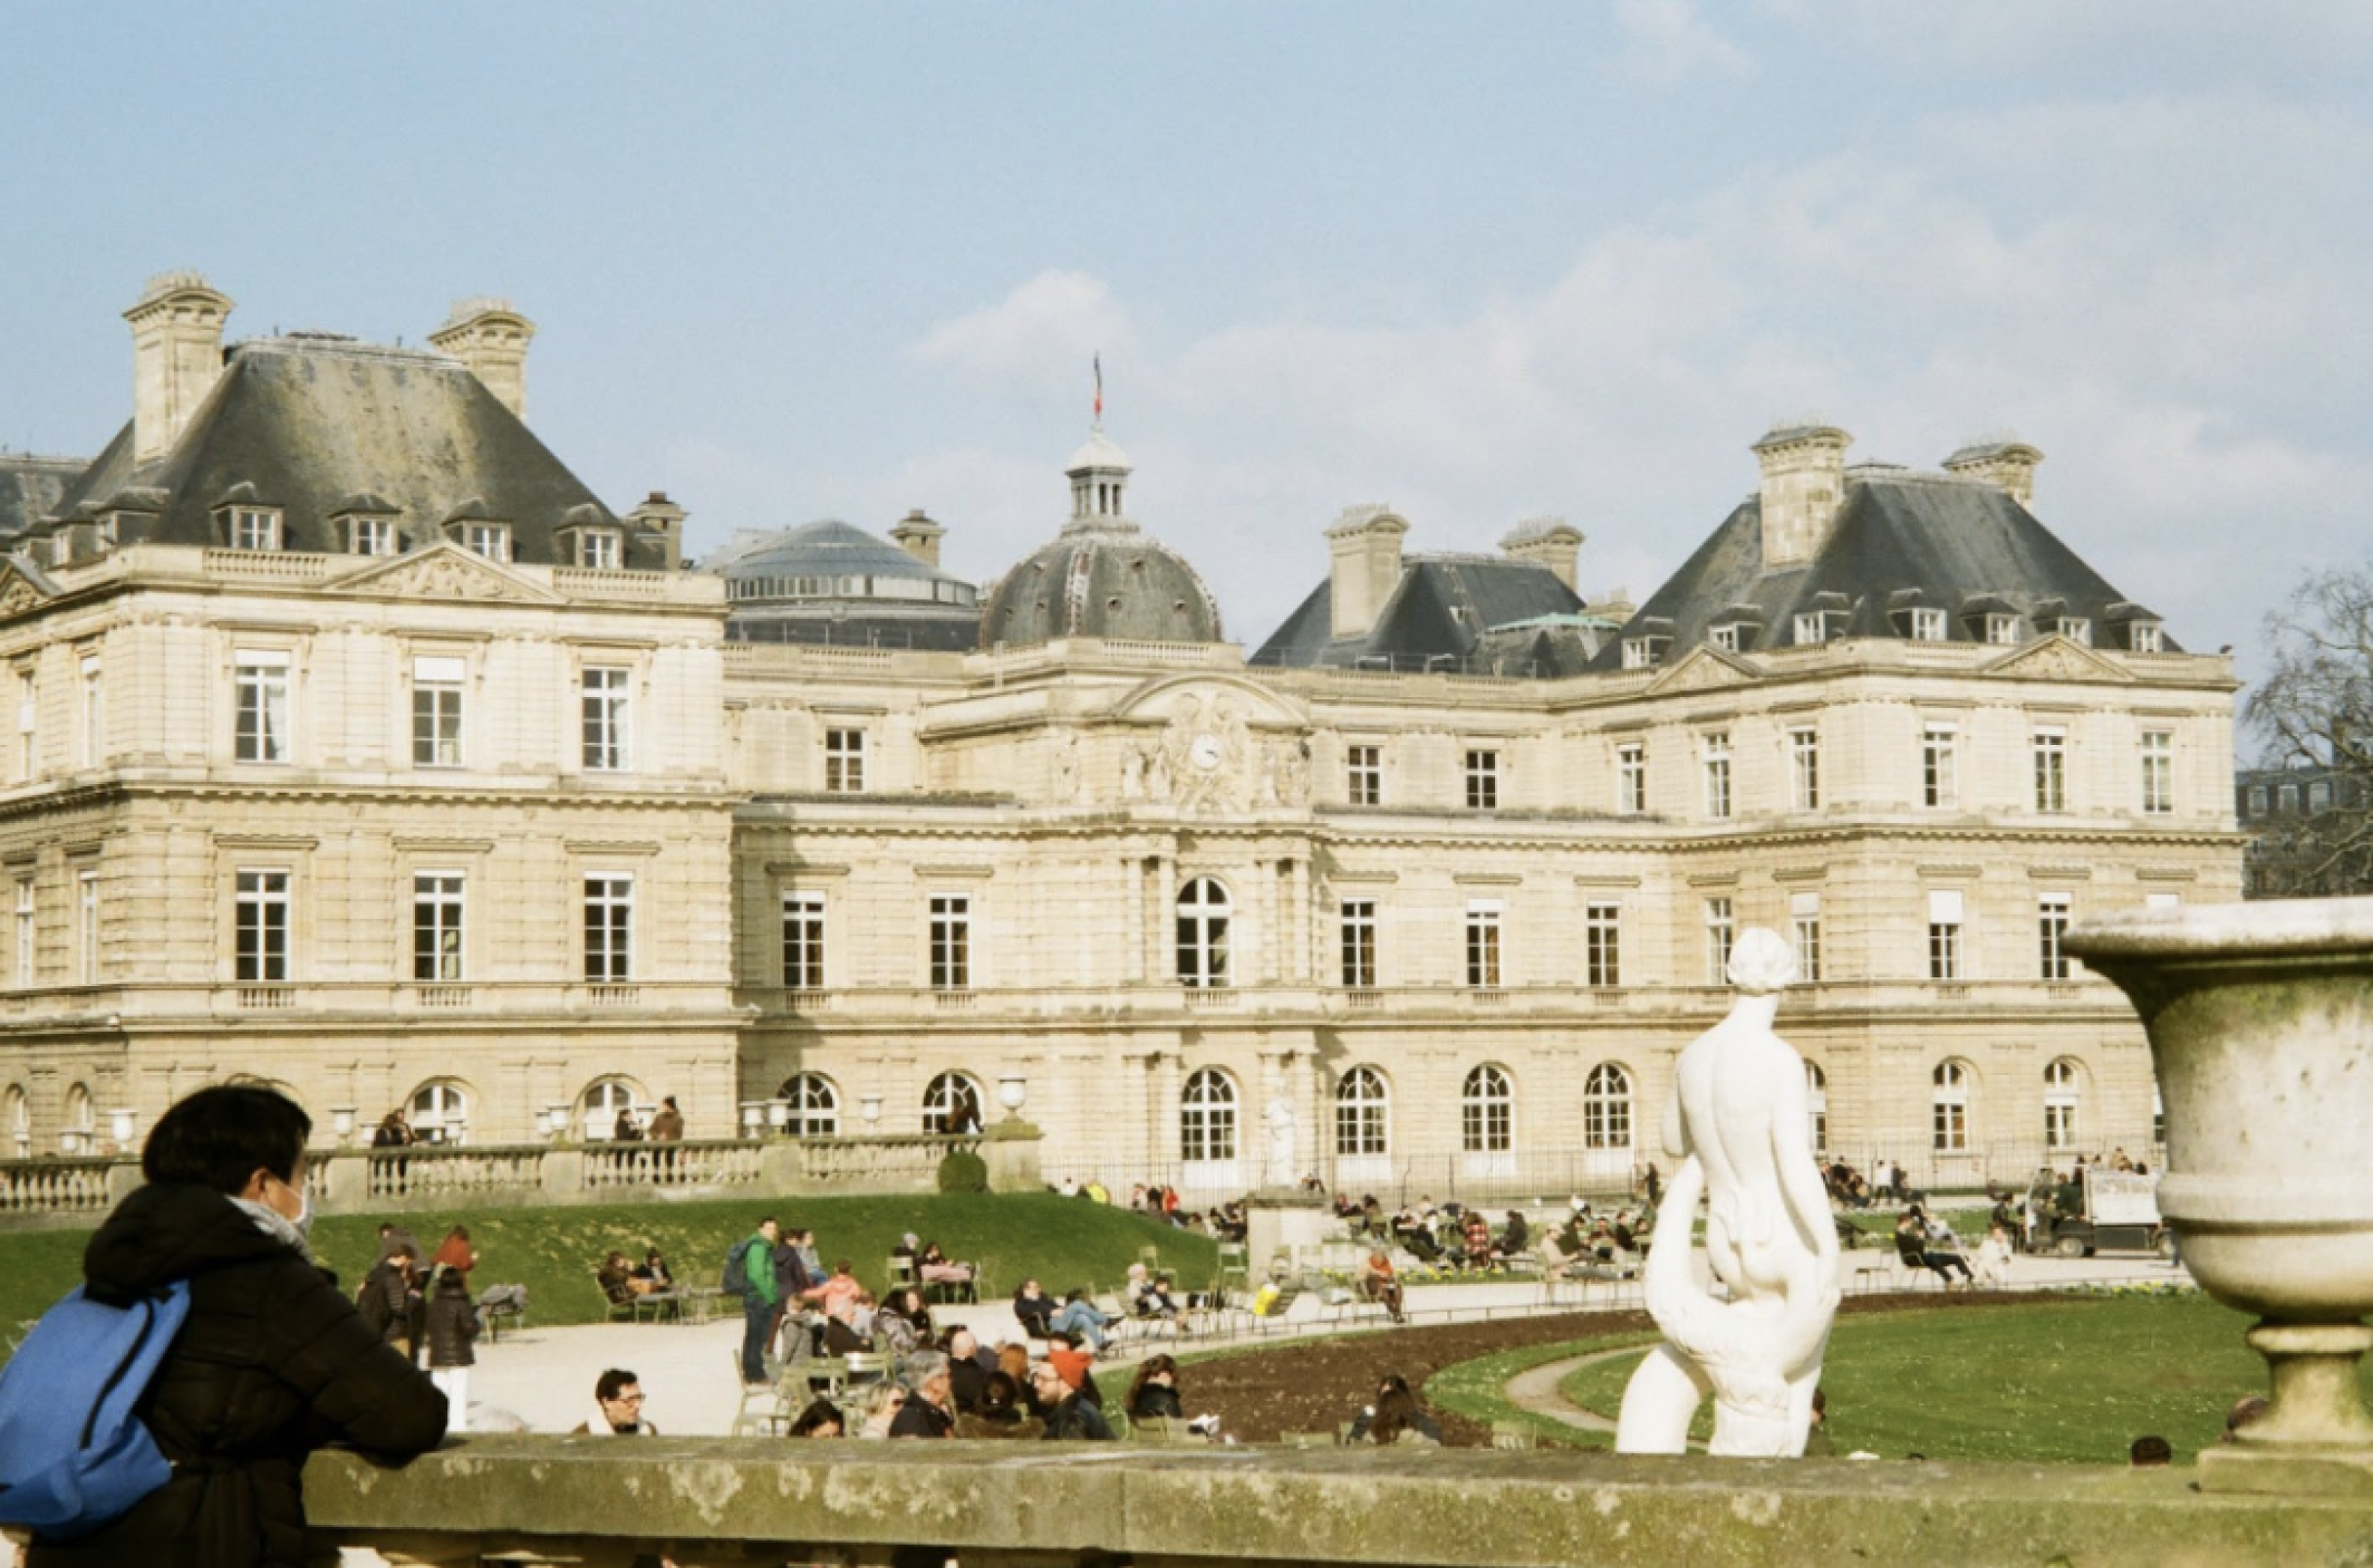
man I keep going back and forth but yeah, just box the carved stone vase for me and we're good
[2068,897,2373,1495]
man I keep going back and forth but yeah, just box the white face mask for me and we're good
[286,1181,313,1241]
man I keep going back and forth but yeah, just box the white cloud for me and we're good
[907,270,1139,406]
[1612,0,1753,87]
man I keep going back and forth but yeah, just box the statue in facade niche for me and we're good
[1615,927,1840,1458]
[1263,1095,1299,1189]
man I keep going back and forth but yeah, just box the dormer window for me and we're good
[2130,622,2164,653]
[348,516,397,557]
[576,529,621,570]
[1710,623,1740,653]
[1985,613,2021,645]
[229,508,282,552]
[96,516,119,551]
[1908,607,1946,641]
[2057,617,2092,645]
[465,523,511,563]
[1621,638,1658,670]
[48,533,70,569]
[1793,612,1828,645]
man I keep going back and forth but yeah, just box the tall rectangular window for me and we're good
[583,874,634,982]
[2141,729,2173,815]
[1464,901,1502,988]
[1908,606,1946,641]
[1704,896,1735,985]
[581,667,630,771]
[1791,890,1822,983]
[234,651,291,764]
[1793,612,1827,646]
[412,872,465,981]
[77,870,99,983]
[929,894,971,990]
[782,891,826,989]
[2132,623,2164,653]
[1585,901,1622,988]
[78,654,101,769]
[1616,742,1646,815]
[2038,892,2072,981]
[1339,899,1376,988]
[1464,749,1500,810]
[2033,727,2066,812]
[1928,888,1965,981]
[824,728,867,794]
[234,870,287,983]
[466,523,511,562]
[16,669,34,782]
[1922,723,1958,809]
[1346,744,1381,806]
[1789,727,1819,810]
[411,655,465,767]
[1702,731,1731,820]
[13,878,31,988]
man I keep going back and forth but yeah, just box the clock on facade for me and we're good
[1188,732,1223,770]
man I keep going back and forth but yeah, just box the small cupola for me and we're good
[1064,428,1136,532]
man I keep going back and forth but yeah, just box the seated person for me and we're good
[596,1251,650,1303]
[1538,1230,1578,1281]
[1391,1210,1441,1262]
[1461,1211,1495,1268]
[955,1371,1042,1439]
[630,1248,674,1294]
[918,1240,975,1288]
[1012,1278,1059,1339]
[1972,1222,2015,1288]
[940,1325,992,1412]
[1027,1359,1114,1441]
[1894,1212,1975,1284]
[1045,1334,1102,1408]
[1139,1271,1185,1326]
[1346,1374,1441,1446]
[1609,1213,1639,1254]
[1588,1217,1619,1262]
[804,1259,862,1317]
[1126,1353,1186,1423]
[1048,1288,1113,1350]
[1355,1249,1405,1323]
[1500,1210,1529,1257]
[785,1397,845,1437]
[819,1296,875,1356]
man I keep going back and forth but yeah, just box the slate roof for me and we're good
[1252,555,1606,674]
[45,336,654,567]
[1589,469,2174,668]
[708,518,971,586]
[979,525,1224,648]
[0,454,87,541]
[707,518,983,651]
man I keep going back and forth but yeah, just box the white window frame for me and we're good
[1616,741,1646,815]
[1789,726,1819,810]
[778,1072,839,1136]
[412,871,466,982]
[1339,898,1376,989]
[16,668,34,782]
[1933,1060,1971,1152]
[234,868,288,984]
[1176,877,1232,990]
[2141,728,2174,815]
[1620,638,1657,670]
[2057,617,2092,645]
[2131,622,2164,653]
[1710,623,1740,652]
[2038,891,2071,981]
[1791,890,1822,983]
[1461,1063,1514,1154]
[1582,1062,1633,1151]
[1922,722,1958,810]
[581,666,631,771]
[1806,1061,1829,1154]
[349,516,397,557]
[582,872,634,983]
[824,727,867,794]
[1464,899,1503,989]
[2044,1057,2081,1151]
[12,878,32,988]
[1704,895,1735,985]
[1334,1066,1391,1157]
[577,529,621,570]
[929,893,971,990]
[921,1070,982,1135]
[229,508,282,552]
[1585,900,1622,988]
[234,650,292,765]
[2032,726,2066,813]
[77,870,98,983]
[1702,731,1731,820]
[411,655,466,768]
[1181,1068,1239,1164]
[1908,606,1946,642]
[1792,612,1827,646]
[1928,888,1965,981]
[78,654,101,769]
[465,522,512,563]
[1464,748,1500,811]
[407,1080,471,1145]
[1985,612,2021,645]
[1346,744,1382,806]
[782,890,826,990]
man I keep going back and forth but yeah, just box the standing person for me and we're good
[362,1240,422,1361]
[372,1107,415,1196]
[647,1094,685,1176]
[21,1083,445,1568]
[432,1223,478,1283]
[611,1105,643,1142]
[734,1217,782,1387]
[423,1263,480,1432]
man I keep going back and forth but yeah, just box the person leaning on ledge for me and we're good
[573,1368,658,1435]
[23,1084,447,1568]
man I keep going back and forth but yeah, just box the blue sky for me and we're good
[3,3,2366,686]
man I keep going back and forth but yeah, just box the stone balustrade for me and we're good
[0,1126,1040,1231]
[299,1435,2372,1568]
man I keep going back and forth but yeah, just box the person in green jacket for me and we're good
[737,1217,781,1385]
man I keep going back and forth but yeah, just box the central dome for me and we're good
[979,427,1225,648]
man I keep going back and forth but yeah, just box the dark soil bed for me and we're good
[1176,1291,2066,1447]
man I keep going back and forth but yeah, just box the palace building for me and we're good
[0,274,2243,1195]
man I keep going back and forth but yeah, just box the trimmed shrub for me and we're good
[937,1149,990,1193]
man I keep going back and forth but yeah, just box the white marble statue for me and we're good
[1263,1095,1299,1188]
[1615,927,1841,1458]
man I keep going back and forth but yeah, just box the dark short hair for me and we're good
[596,1368,641,1402]
[2131,1434,2173,1465]
[142,1085,312,1193]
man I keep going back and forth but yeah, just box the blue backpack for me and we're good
[0,1281,191,1539]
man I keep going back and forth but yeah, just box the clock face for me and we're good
[1189,733,1223,770]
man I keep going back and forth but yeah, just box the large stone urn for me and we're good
[2068,897,2373,1494]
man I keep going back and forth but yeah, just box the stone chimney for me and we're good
[1325,505,1410,641]
[626,491,687,571]
[1500,516,1584,593]
[1942,438,2044,510]
[429,298,536,422]
[1752,422,1852,569]
[891,509,946,568]
[123,271,234,467]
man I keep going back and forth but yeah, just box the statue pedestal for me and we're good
[1244,1188,1333,1283]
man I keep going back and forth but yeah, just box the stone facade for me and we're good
[0,280,2244,1199]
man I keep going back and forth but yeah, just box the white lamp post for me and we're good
[331,1106,357,1146]
[858,1094,883,1129]
[108,1107,135,1147]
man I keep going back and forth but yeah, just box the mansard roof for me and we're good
[1592,468,2173,667]
[0,453,90,540]
[47,336,650,566]
[1254,555,1607,675]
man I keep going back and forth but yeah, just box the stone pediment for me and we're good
[327,542,561,605]
[1983,635,2131,684]
[1112,673,1307,728]
[0,562,53,622]
[1645,645,1760,695]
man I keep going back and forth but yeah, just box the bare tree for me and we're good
[2246,566,2373,896]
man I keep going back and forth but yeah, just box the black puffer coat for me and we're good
[24,1183,448,1568]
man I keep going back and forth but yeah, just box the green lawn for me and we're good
[1548,1294,2313,1465]
[1,1192,1214,1357]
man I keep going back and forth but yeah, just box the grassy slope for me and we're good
[0,1193,1216,1353]
[1549,1295,2345,1465]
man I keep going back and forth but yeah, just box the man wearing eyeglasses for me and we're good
[573,1368,658,1435]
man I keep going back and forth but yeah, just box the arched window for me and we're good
[922,1071,983,1135]
[1335,1066,1390,1157]
[1176,878,1231,989]
[1583,1063,1633,1150]
[2043,1057,2082,1151]
[1932,1060,1972,1153]
[407,1079,471,1145]
[1806,1061,1829,1154]
[776,1072,840,1136]
[1181,1069,1239,1163]
[578,1076,645,1140]
[61,1083,93,1154]
[1461,1064,1513,1154]
[3,1083,25,1158]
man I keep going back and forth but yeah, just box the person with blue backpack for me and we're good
[730,1217,781,1387]
[6,1084,447,1567]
